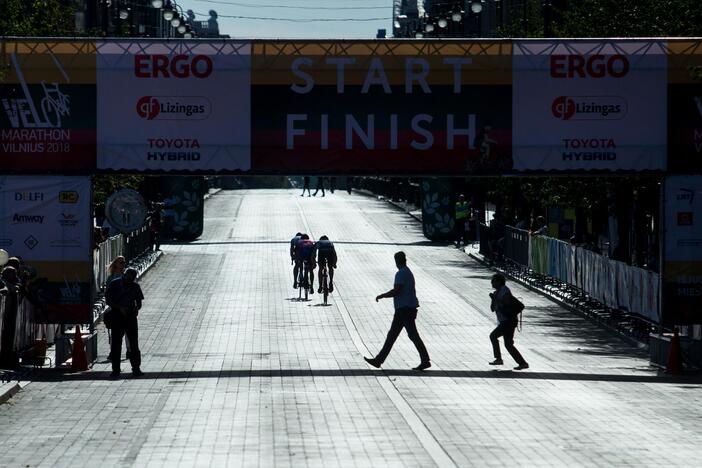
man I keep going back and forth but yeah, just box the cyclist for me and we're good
[315,235,337,293]
[290,232,303,288]
[297,234,316,294]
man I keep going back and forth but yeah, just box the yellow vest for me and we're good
[455,201,470,220]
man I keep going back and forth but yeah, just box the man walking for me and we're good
[105,268,144,378]
[488,273,529,370]
[364,252,431,371]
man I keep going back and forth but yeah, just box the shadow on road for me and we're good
[27,368,702,385]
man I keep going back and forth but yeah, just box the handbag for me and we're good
[103,307,114,329]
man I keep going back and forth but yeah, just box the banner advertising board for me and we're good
[512,41,667,172]
[3,38,702,175]
[0,41,96,173]
[96,41,251,172]
[250,41,512,174]
[663,176,702,324]
[0,176,92,323]
[667,41,702,174]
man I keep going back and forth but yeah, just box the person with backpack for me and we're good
[296,234,316,294]
[488,273,529,370]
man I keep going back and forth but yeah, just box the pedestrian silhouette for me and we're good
[488,273,529,370]
[364,252,431,371]
[301,176,311,197]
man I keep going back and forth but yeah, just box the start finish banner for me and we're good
[0,176,92,323]
[2,38,702,175]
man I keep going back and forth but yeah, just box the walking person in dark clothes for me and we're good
[105,268,144,378]
[488,273,529,370]
[364,252,431,371]
[301,176,311,197]
[313,176,325,197]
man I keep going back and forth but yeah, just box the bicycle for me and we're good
[298,260,311,301]
[319,261,329,305]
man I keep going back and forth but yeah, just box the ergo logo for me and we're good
[550,54,629,78]
[134,54,213,78]
[137,96,160,119]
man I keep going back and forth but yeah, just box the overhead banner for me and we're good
[250,41,512,174]
[0,41,96,173]
[96,41,251,172]
[512,41,667,172]
[667,41,702,174]
[663,176,702,324]
[0,176,92,323]
[3,38,702,175]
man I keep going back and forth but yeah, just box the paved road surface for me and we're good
[1,189,701,467]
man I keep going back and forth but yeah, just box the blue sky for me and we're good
[175,0,392,39]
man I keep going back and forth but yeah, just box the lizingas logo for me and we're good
[136,96,210,121]
[551,96,627,121]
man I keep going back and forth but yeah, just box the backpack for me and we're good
[506,295,525,330]
[299,240,315,260]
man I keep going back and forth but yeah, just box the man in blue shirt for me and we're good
[364,251,431,371]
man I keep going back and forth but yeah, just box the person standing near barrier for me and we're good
[455,194,470,248]
[105,268,144,378]
[364,251,431,371]
[488,273,529,370]
[105,256,131,362]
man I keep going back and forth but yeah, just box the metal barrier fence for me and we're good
[1,220,155,369]
[504,226,530,267]
[496,226,661,323]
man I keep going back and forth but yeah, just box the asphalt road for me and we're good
[1,189,701,467]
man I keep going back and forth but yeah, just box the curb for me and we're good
[0,381,28,405]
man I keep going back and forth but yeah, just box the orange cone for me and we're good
[665,328,683,375]
[71,325,88,372]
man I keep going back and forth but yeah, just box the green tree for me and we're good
[0,0,75,37]
[554,0,702,37]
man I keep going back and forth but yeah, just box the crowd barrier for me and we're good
[1,221,155,369]
[484,223,660,323]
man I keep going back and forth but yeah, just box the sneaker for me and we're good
[318,287,323,294]
[109,371,120,379]
[329,283,334,293]
[488,359,503,366]
[132,369,145,377]
[513,363,529,370]
[412,361,431,371]
[293,281,297,289]
[309,288,314,295]
[364,357,381,368]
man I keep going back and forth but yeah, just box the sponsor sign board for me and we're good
[96,41,251,172]
[0,41,96,173]
[663,176,702,324]
[667,41,702,174]
[512,41,667,171]
[0,176,92,323]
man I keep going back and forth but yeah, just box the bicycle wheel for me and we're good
[322,267,328,304]
[303,263,309,301]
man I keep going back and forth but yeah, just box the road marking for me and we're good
[296,199,458,468]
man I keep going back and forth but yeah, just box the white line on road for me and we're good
[295,198,458,468]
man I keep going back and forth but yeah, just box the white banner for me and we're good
[0,176,91,262]
[96,41,251,172]
[512,41,667,171]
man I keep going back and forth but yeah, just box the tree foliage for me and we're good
[554,0,702,37]
[0,0,75,37]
